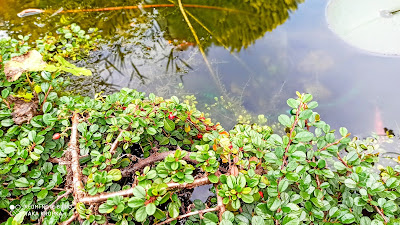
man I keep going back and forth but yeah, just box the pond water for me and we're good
[1,0,400,145]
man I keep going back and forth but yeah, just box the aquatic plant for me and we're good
[1,28,400,225]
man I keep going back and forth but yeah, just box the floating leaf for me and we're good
[45,55,92,76]
[4,50,46,82]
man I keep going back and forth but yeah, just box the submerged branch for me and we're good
[18,4,251,17]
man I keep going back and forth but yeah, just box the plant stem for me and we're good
[2,99,11,109]
[79,176,210,204]
[69,112,85,203]
[39,190,72,225]
[391,9,400,14]
[281,103,302,170]
[41,84,52,111]
[155,207,220,225]
[319,133,350,151]
[59,212,78,225]
[215,185,225,221]
[368,194,388,224]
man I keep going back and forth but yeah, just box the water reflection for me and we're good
[1,0,304,49]
[0,0,305,127]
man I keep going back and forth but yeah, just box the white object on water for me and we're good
[326,0,400,55]
[17,8,45,17]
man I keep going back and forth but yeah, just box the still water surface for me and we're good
[1,0,400,142]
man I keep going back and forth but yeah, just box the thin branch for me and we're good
[2,99,11,109]
[121,150,198,177]
[319,133,351,151]
[39,190,72,225]
[215,185,225,221]
[368,194,388,224]
[41,84,52,110]
[2,183,66,191]
[60,212,79,225]
[155,207,220,225]
[48,154,88,164]
[336,152,349,168]
[281,103,302,170]
[1,208,12,217]
[109,128,129,156]
[80,176,210,204]
[166,176,210,190]
[106,128,131,170]
[313,157,321,189]
[19,4,250,15]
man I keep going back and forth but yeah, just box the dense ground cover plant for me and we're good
[0,27,400,225]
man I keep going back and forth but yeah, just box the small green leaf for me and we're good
[1,119,14,127]
[287,98,299,109]
[334,162,347,170]
[135,206,148,222]
[128,197,145,208]
[267,197,281,211]
[278,114,291,127]
[132,186,146,199]
[278,179,289,192]
[147,127,157,135]
[37,189,48,200]
[146,203,156,215]
[208,174,219,183]
[108,169,122,181]
[294,131,314,142]
[291,151,306,161]
[168,202,180,218]
[98,203,114,214]
[13,210,27,224]
[340,213,355,224]
[241,194,254,203]
[164,119,175,132]
[344,179,357,189]
[42,102,52,113]
[339,127,348,137]
[15,178,30,188]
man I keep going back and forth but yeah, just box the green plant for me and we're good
[155,149,195,184]
[1,28,400,225]
[35,23,100,61]
[86,169,122,195]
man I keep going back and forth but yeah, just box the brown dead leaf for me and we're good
[8,96,38,125]
[230,165,239,176]
[4,50,47,82]
[249,156,259,163]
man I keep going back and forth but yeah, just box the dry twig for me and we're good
[39,190,72,225]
